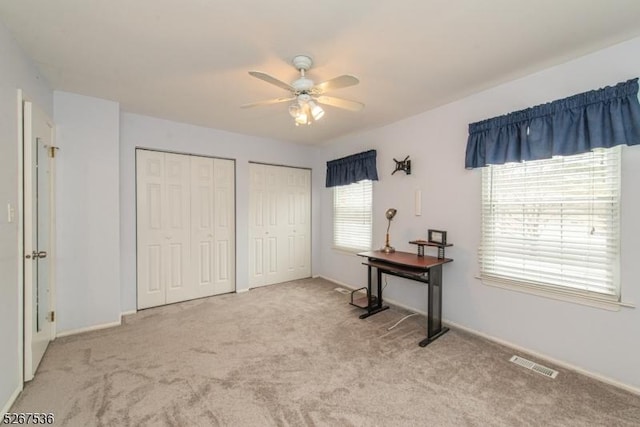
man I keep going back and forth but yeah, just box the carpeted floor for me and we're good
[11,278,640,426]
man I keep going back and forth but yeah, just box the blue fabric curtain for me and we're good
[326,149,378,187]
[465,78,640,169]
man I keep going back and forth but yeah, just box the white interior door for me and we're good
[137,150,167,309]
[163,154,192,304]
[282,167,311,282]
[191,157,235,298]
[137,151,191,308]
[249,164,310,288]
[23,100,55,381]
[212,158,235,294]
[137,150,235,309]
[249,164,279,287]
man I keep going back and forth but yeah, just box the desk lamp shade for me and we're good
[382,208,397,253]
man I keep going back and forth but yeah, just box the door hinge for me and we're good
[49,146,59,158]
[49,311,55,322]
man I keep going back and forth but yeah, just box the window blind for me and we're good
[333,180,373,251]
[480,147,621,299]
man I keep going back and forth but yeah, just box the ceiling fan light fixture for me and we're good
[288,103,301,118]
[244,54,363,126]
[309,100,325,121]
[294,110,308,126]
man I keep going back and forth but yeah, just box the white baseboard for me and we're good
[120,310,137,317]
[1,385,22,416]
[235,288,249,293]
[56,319,121,338]
[318,275,358,292]
[318,275,640,395]
[319,275,428,315]
[446,320,640,396]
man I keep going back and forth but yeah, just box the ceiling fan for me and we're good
[241,55,364,125]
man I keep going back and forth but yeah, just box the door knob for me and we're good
[26,251,43,259]
[26,251,48,259]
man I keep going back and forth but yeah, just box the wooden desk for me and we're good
[357,250,453,347]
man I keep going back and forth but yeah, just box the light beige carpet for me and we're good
[11,278,640,426]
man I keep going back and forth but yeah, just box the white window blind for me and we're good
[333,180,373,252]
[480,147,621,299]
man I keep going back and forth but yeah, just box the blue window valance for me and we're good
[326,149,378,187]
[465,78,640,169]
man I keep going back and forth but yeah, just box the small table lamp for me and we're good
[382,208,397,253]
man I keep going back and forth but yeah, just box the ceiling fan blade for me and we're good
[316,95,364,112]
[248,71,294,92]
[241,96,295,109]
[313,75,359,93]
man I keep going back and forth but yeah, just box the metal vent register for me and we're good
[510,355,559,379]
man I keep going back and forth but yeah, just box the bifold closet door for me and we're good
[249,164,280,287]
[191,157,235,298]
[282,167,311,282]
[137,150,191,309]
[249,164,310,288]
[137,150,235,309]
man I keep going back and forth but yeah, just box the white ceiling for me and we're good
[2,1,640,145]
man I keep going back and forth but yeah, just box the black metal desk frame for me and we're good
[357,251,452,347]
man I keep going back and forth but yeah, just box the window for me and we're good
[333,180,373,252]
[480,147,621,302]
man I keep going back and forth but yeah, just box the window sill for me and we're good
[332,246,368,256]
[477,275,635,312]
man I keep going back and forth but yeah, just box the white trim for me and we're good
[55,310,138,338]
[56,320,121,338]
[16,89,24,389]
[1,385,22,417]
[23,100,34,380]
[477,275,635,311]
[319,275,639,395]
[48,128,57,339]
[318,275,428,316]
[235,288,249,294]
[445,319,640,396]
[331,247,362,256]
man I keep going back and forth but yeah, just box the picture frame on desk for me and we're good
[427,229,447,245]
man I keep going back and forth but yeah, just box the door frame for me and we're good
[18,90,57,383]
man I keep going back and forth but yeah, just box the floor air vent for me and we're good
[510,355,558,379]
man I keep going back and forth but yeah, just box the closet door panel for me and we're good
[190,156,215,298]
[138,150,236,308]
[137,150,167,309]
[281,167,311,281]
[191,157,235,298]
[164,153,193,304]
[249,164,311,288]
[248,164,266,286]
[212,158,235,294]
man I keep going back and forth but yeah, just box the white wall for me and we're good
[54,91,121,333]
[0,23,52,412]
[319,36,640,391]
[119,113,320,312]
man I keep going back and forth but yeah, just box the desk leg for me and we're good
[419,264,449,346]
[359,265,390,319]
[377,267,383,308]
